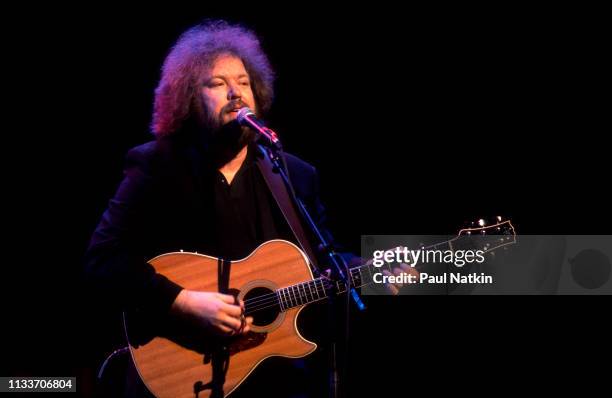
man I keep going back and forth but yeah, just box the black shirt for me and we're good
[213,145,294,260]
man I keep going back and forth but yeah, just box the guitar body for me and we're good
[126,240,317,398]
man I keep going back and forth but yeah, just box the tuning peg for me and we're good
[478,219,487,234]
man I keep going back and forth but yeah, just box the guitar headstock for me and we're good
[455,216,516,253]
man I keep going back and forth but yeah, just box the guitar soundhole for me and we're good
[243,287,280,327]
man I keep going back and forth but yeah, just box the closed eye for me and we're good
[205,79,225,88]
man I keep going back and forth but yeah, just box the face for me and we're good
[200,54,256,129]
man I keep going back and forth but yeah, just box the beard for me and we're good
[211,119,256,149]
[200,103,257,167]
[204,99,250,131]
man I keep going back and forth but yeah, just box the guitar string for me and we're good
[244,282,338,313]
[242,260,431,311]
[242,279,336,306]
[240,256,446,309]
[244,283,330,310]
[242,268,364,309]
[242,264,446,314]
[242,260,458,313]
[243,275,367,313]
[245,291,325,314]
[242,274,357,308]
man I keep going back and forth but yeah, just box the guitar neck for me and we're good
[273,260,399,312]
[273,239,461,311]
[272,244,452,312]
[273,231,516,312]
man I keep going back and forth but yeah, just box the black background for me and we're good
[4,4,609,396]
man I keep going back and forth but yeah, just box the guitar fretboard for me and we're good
[248,228,515,313]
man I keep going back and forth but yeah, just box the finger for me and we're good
[223,303,243,317]
[383,268,404,288]
[382,270,399,295]
[217,324,233,335]
[398,264,418,284]
[217,293,236,304]
[402,264,419,278]
[382,269,394,286]
[238,299,245,312]
[222,315,242,331]
[241,317,253,334]
[386,282,399,295]
[392,267,404,288]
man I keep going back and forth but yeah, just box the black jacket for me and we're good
[84,132,340,322]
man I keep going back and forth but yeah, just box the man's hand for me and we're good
[171,290,253,336]
[382,263,420,295]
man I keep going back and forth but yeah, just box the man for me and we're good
[84,19,338,397]
[85,20,414,397]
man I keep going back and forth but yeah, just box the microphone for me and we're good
[236,107,281,148]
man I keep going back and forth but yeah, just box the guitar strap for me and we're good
[254,145,320,272]
[196,258,231,398]
[217,258,231,294]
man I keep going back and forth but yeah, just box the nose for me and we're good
[227,83,242,101]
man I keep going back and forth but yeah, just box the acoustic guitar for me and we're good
[125,219,515,397]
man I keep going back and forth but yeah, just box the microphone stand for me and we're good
[254,131,365,398]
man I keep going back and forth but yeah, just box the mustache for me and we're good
[222,101,249,114]
[204,101,253,132]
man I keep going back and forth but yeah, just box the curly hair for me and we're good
[151,20,275,136]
